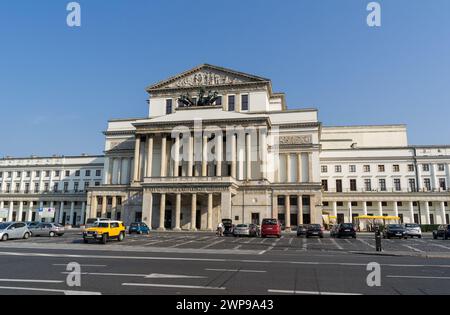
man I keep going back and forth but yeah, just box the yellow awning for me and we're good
[355,215,400,220]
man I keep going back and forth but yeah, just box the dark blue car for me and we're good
[129,222,150,235]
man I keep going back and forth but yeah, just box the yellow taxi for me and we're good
[83,220,126,244]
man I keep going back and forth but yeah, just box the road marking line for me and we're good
[403,245,425,253]
[268,289,362,296]
[206,269,267,273]
[387,275,450,280]
[170,240,195,248]
[330,238,344,250]
[302,239,308,250]
[0,286,101,295]
[201,239,225,249]
[122,283,225,290]
[53,264,107,267]
[431,243,450,250]
[233,245,242,250]
[289,238,294,245]
[357,238,375,249]
[0,279,63,284]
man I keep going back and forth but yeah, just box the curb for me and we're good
[350,251,450,259]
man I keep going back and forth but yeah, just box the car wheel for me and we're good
[83,238,89,244]
[23,233,30,240]
[1,234,8,242]
[118,232,125,242]
[49,231,56,238]
[433,234,438,240]
[101,234,108,244]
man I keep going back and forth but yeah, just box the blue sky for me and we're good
[0,0,449,157]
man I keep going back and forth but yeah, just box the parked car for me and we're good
[222,219,235,236]
[331,223,357,239]
[234,224,258,237]
[83,220,126,244]
[383,224,407,239]
[26,222,41,229]
[29,223,65,237]
[0,222,31,241]
[433,225,450,240]
[250,224,260,237]
[261,218,281,238]
[129,222,150,235]
[297,225,308,237]
[306,224,324,238]
[404,223,422,239]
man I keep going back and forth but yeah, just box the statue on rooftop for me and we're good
[178,89,219,107]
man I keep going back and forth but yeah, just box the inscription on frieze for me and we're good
[279,135,313,145]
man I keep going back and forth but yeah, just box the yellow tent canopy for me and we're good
[355,215,400,221]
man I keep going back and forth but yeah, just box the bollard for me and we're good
[375,226,382,252]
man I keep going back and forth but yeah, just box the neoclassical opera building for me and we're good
[1,65,450,229]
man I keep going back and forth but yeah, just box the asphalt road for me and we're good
[0,231,449,295]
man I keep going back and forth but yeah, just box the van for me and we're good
[261,218,281,238]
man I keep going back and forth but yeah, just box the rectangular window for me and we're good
[34,183,39,193]
[335,165,342,173]
[26,171,31,178]
[364,179,372,191]
[84,182,90,190]
[7,172,12,178]
[409,179,417,192]
[75,170,80,177]
[65,170,70,177]
[215,96,222,106]
[378,165,385,172]
[379,179,386,192]
[15,183,20,193]
[321,166,328,173]
[394,179,402,191]
[25,183,30,194]
[438,164,445,172]
[96,170,102,177]
[6,184,10,193]
[336,180,343,193]
[439,178,447,191]
[85,170,91,177]
[363,165,371,173]
[322,180,328,191]
[408,164,415,172]
[424,178,432,191]
[74,182,79,192]
[241,95,249,111]
[166,99,173,114]
[423,164,430,172]
[228,95,235,111]
[44,183,49,192]
[349,165,356,173]
[55,171,60,177]
[63,182,69,193]
[35,171,40,178]
[393,165,400,172]
[350,179,357,192]
[53,183,59,192]
[277,196,285,206]
[0,172,2,178]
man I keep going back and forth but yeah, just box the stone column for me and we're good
[221,190,232,220]
[111,196,117,220]
[333,201,338,218]
[8,202,13,222]
[393,201,399,218]
[216,133,223,177]
[202,135,208,177]
[207,193,213,231]
[101,196,107,218]
[260,129,268,180]
[238,137,245,181]
[424,201,431,224]
[142,190,153,228]
[297,153,302,183]
[158,194,166,231]
[174,135,180,177]
[378,201,383,217]
[441,201,447,224]
[27,201,33,222]
[308,152,314,182]
[188,133,194,177]
[69,202,75,225]
[161,135,167,177]
[190,194,197,231]
[246,133,252,180]
[286,154,291,183]
[348,201,353,223]
[409,201,415,223]
[17,201,23,222]
[133,137,141,182]
[363,201,368,216]
[174,193,181,231]
[91,195,98,218]
[272,194,278,219]
[298,195,303,225]
[146,135,154,177]
[231,134,237,178]
[59,202,65,224]
[285,195,291,231]
[80,202,86,225]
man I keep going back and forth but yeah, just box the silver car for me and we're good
[0,222,31,241]
[29,223,65,237]
[405,223,422,239]
[233,224,259,237]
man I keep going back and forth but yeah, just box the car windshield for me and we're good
[309,225,321,229]
[389,225,403,229]
[54,224,63,228]
[262,219,277,225]
[236,224,248,228]
[405,224,419,228]
[86,219,98,224]
[341,224,353,228]
[0,223,10,230]
[130,223,139,227]
[95,223,109,228]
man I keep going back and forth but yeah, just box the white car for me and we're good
[404,223,422,239]
[0,222,31,241]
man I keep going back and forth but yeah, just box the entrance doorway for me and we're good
[164,210,172,229]
[196,210,201,230]
[72,213,77,226]
[337,214,345,224]
[251,213,260,225]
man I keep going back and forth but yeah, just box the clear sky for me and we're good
[0,0,449,157]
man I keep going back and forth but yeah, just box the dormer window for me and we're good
[228,95,235,111]
[166,99,173,114]
[241,94,249,111]
[215,96,222,106]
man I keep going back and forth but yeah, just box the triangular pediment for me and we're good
[146,64,270,92]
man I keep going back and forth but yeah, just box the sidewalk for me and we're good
[351,250,450,259]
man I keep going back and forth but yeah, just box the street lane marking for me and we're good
[302,239,308,250]
[53,264,107,267]
[430,243,450,250]
[387,275,450,280]
[403,245,425,253]
[0,286,101,295]
[170,240,195,248]
[0,279,63,284]
[268,289,362,296]
[357,238,375,249]
[330,239,344,250]
[233,245,242,250]
[289,238,294,245]
[206,269,266,273]
[201,239,225,249]
[122,283,225,290]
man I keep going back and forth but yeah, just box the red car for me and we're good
[261,218,281,238]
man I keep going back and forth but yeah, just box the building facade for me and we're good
[2,64,449,229]
[0,155,104,225]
